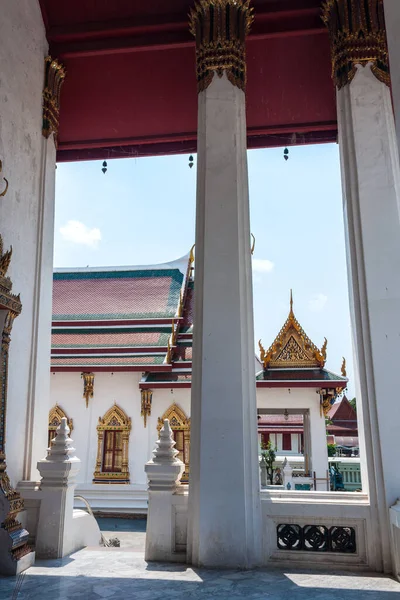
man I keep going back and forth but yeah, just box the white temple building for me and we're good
[49,255,346,511]
[1,0,400,584]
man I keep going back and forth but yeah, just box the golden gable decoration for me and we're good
[93,403,131,483]
[259,291,327,369]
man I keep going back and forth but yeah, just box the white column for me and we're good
[303,411,312,475]
[309,404,329,491]
[337,63,400,572]
[36,419,81,558]
[23,136,57,482]
[384,0,400,152]
[187,1,261,569]
[145,419,185,562]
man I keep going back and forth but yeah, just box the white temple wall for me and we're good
[50,373,191,495]
[50,375,333,506]
[0,0,53,485]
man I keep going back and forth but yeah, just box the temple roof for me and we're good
[53,258,188,322]
[51,266,345,389]
[255,368,347,385]
[258,291,327,370]
[328,396,357,422]
[51,254,192,370]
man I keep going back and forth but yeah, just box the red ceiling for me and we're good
[39,0,337,161]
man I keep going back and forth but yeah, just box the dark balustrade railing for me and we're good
[277,524,356,553]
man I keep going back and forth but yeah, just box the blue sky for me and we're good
[54,143,354,396]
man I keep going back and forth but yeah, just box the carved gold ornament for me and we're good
[42,56,66,143]
[189,0,254,93]
[189,244,195,266]
[259,291,327,369]
[322,0,389,89]
[93,404,131,483]
[140,389,153,427]
[318,388,337,417]
[0,233,30,564]
[177,289,184,318]
[0,161,9,198]
[81,372,95,408]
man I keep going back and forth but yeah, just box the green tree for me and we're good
[261,441,276,485]
[349,397,357,412]
[327,443,337,457]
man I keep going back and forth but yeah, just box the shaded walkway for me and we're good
[1,548,399,599]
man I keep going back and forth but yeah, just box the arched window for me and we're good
[93,404,131,484]
[158,403,190,483]
[48,405,73,447]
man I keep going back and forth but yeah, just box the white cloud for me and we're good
[308,293,328,312]
[60,220,101,248]
[252,258,274,274]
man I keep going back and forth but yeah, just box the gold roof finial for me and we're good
[341,357,347,377]
[258,339,266,364]
[321,337,328,361]
[289,289,293,316]
[189,244,195,265]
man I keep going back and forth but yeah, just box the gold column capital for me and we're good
[189,0,254,93]
[322,0,389,89]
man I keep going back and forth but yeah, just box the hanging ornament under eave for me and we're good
[189,155,194,168]
[102,160,107,174]
[283,148,289,161]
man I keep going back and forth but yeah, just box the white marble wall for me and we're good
[51,374,331,501]
[0,0,54,485]
[50,372,191,506]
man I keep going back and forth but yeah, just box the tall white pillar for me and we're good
[187,0,262,568]
[384,0,400,152]
[324,0,400,573]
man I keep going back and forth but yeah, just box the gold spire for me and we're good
[259,291,327,369]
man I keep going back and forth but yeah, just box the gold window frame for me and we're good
[48,404,73,447]
[93,404,131,484]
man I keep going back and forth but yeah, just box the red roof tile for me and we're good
[52,330,169,348]
[53,269,183,321]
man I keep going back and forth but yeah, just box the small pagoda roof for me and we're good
[255,367,347,388]
[258,291,327,370]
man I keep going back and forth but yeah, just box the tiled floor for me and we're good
[1,548,400,600]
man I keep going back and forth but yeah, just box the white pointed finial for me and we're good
[152,419,179,464]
